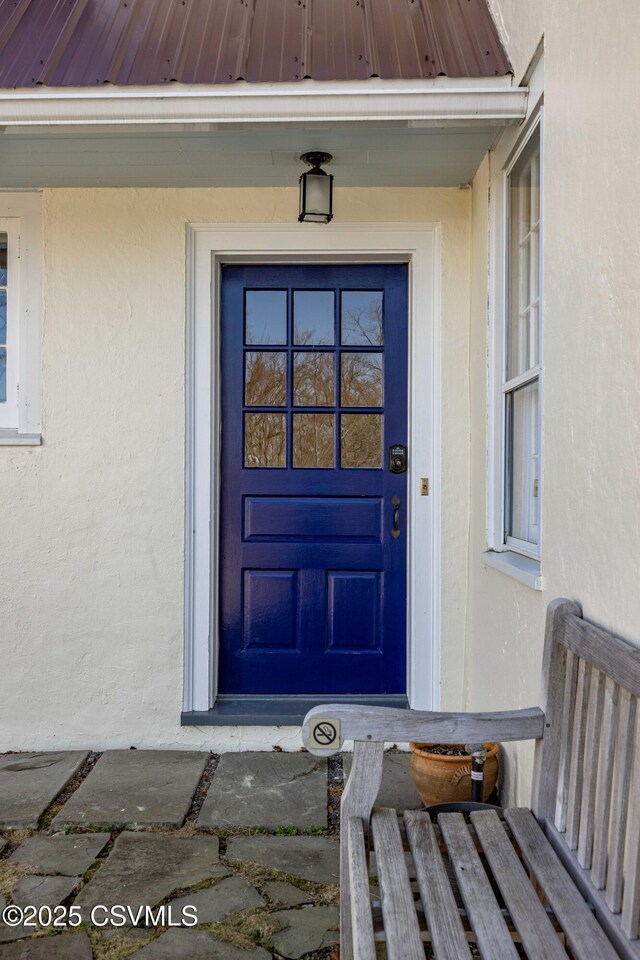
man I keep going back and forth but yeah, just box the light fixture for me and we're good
[298,152,333,223]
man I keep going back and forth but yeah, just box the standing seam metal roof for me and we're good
[0,0,512,88]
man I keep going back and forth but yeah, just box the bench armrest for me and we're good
[302,704,545,755]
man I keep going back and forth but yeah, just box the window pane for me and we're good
[507,380,539,545]
[341,291,383,345]
[341,414,383,468]
[0,347,6,403]
[507,131,540,380]
[245,351,286,406]
[293,352,334,406]
[0,234,7,286]
[293,414,334,468]
[245,291,287,345]
[341,353,383,407]
[244,413,286,467]
[0,290,6,345]
[293,291,334,345]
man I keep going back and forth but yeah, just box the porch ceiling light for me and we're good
[298,152,333,224]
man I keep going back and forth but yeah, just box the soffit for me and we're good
[0,121,500,187]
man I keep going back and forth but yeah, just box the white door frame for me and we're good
[184,222,441,715]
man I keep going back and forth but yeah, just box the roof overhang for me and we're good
[0,77,527,128]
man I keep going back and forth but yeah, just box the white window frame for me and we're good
[486,52,544,588]
[0,193,42,444]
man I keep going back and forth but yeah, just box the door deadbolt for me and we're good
[389,444,407,474]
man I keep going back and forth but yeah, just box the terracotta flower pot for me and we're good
[409,742,500,807]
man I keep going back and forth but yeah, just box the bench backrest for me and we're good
[532,599,640,953]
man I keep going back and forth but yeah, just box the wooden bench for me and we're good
[302,599,640,960]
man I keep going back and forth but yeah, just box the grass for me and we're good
[89,929,156,960]
[208,908,287,950]
[225,857,339,906]
[0,860,38,899]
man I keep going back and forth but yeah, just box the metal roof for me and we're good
[0,0,511,88]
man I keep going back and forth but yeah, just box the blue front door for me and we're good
[219,264,408,695]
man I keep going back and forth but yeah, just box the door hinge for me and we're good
[420,478,429,496]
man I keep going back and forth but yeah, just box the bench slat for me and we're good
[607,690,637,913]
[371,808,424,960]
[340,740,384,960]
[566,658,591,850]
[471,810,568,960]
[404,810,472,960]
[622,704,640,939]
[506,808,619,960]
[591,677,619,889]
[347,818,377,960]
[578,668,605,868]
[439,812,519,960]
[555,649,579,832]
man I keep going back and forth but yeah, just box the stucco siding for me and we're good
[467,0,640,802]
[0,186,470,750]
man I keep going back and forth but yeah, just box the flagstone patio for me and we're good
[0,749,421,959]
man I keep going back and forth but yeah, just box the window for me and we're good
[486,96,543,588]
[0,195,42,444]
[503,126,541,556]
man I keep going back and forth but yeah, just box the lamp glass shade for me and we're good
[299,168,333,223]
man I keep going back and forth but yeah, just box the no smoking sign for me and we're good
[309,717,341,751]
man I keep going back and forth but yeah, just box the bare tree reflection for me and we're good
[341,414,382,468]
[341,353,383,406]
[245,351,286,406]
[341,294,383,346]
[294,414,334,468]
[245,413,286,467]
[294,352,334,406]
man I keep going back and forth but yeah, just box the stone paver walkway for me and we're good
[0,749,415,959]
[53,751,209,830]
[0,753,89,830]
[198,753,327,830]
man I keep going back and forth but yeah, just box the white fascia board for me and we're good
[0,78,527,127]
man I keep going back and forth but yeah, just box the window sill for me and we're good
[0,430,42,446]
[482,550,542,591]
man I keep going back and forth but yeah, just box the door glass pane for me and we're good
[293,352,334,406]
[341,353,383,407]
[341,414,383,468]
[244,413,286,467]
[507,131,540,380]
[507,380,539,544]
[245,351,286,406]
[0,234,7,286]
[293,413,334,468]
[293,291,334,345]
[245,290,287,345]
[341,291,383,345]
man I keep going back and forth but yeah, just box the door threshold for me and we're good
[181,694,409,727]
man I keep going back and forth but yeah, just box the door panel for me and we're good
[219,263,408,695]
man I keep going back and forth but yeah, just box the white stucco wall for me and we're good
[468,0,640,801]
[0,186,471,750]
